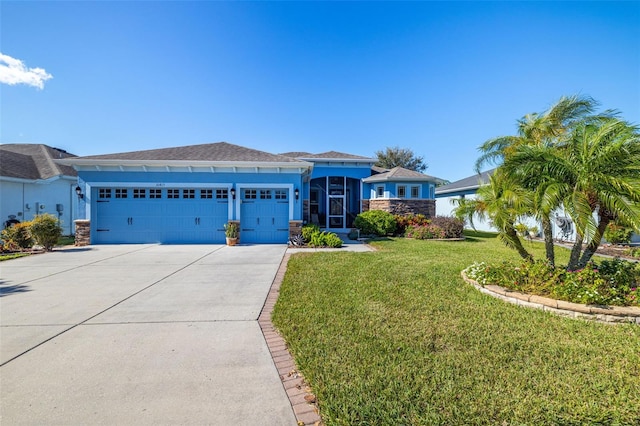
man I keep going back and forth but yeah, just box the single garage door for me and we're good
[240,188,289,244]
[94,187,229,244]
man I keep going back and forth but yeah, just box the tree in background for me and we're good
[375,146,427,172]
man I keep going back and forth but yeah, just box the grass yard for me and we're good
[272,232,640,425]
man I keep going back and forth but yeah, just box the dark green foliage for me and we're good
[354,210,397,236]
[374,146,427,172]
[29,214,62,251]
[405,224,445,239]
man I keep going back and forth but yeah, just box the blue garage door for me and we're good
[94,187,229,244]
[240,188,289,244]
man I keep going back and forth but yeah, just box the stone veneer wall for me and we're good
[361,200,370,212]
[289,220,303,239]
[74,220,91,246]
[368,199,436,218]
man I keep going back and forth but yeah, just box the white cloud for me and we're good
[0,53,53,89]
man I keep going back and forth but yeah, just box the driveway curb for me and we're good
[259,252,323,426]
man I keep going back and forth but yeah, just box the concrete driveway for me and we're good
[0,244,297,425]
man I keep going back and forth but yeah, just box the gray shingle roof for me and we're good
[0,144,77,180]
[282,151,375,161]
[77,142,304,163]
[435,168,496,195]
[362,166,443,183]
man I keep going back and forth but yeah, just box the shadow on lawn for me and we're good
[463,230,499,242]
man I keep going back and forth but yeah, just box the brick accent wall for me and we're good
[361,199,370,212]
[369,199,436,218]
[289,220,303,239]
[74,220,91,246]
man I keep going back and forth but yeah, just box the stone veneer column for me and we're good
[74,220,91,246]
[289,220,303,240]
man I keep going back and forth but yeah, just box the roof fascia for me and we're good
[57,158,314,169]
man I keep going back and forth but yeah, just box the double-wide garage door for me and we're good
[94,187,230,244]
[93,186,290,244]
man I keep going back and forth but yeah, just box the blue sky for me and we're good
[1,1,638,182]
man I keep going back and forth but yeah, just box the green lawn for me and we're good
[272,233,640,425]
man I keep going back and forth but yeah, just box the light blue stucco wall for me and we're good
[363,182,436,200]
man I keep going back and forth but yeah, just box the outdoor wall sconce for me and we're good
[75,185,84,199]
[294,188,300,200]
[230,188,236,199]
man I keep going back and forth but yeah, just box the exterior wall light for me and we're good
[294,188,300,200]
[75,185,84,199]
[230,188,236,199]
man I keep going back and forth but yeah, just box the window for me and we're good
[215,189,228,199]
[201,189,213,199]
[376,186,384,198]
[274,190,287,200]
[397,185,406,198]
[115,188,128,199]
[168,189,180,199]
[260,190,272,199]
[183,189,195,199]
[133,189,146,199]
[429,185,435,199]
[99,188,112,199]
[149,189,162,199]
[244,189,257,199]
[411,186,420,198]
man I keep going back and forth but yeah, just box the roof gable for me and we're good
[363,166,442,183]
[0,144,77,180]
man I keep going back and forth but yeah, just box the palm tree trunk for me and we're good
[568,233,583,271]
[577,215,611,269]
[541,216,555,267]
[504,225,534,262]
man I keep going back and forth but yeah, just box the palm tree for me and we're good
[474,95,605,266]
[503,118,640,270]
[453,170,534,262]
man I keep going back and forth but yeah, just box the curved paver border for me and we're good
[461,271,640,324]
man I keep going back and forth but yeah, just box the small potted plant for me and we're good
[224,222,239,246]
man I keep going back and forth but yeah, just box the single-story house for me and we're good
[0,144,79,235]
[58,142,443,244]
[435,168,639,244]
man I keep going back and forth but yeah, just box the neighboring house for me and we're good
[0,144,79,235]
[435,169,497,233]
[435,168,640,244]
[59,142,443,244]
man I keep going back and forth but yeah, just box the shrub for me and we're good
[429,216,464,238]
[464,258,640,306]
[1,222,34,251]
[405,224,445,240]
[626,247,640,259]
[394,214,429,235]
[301,224,320,242]
[604,222,634,244]
[309,231,343,248]
[354,210,397,237]
[29,214,62,251]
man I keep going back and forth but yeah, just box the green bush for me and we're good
[301,224,320,242]
[1,222,34,251]
[354,210,397,237]
[308,231,343,248]
[29,214,62,251]
[604,222,634,244]
[464,258,640,306]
